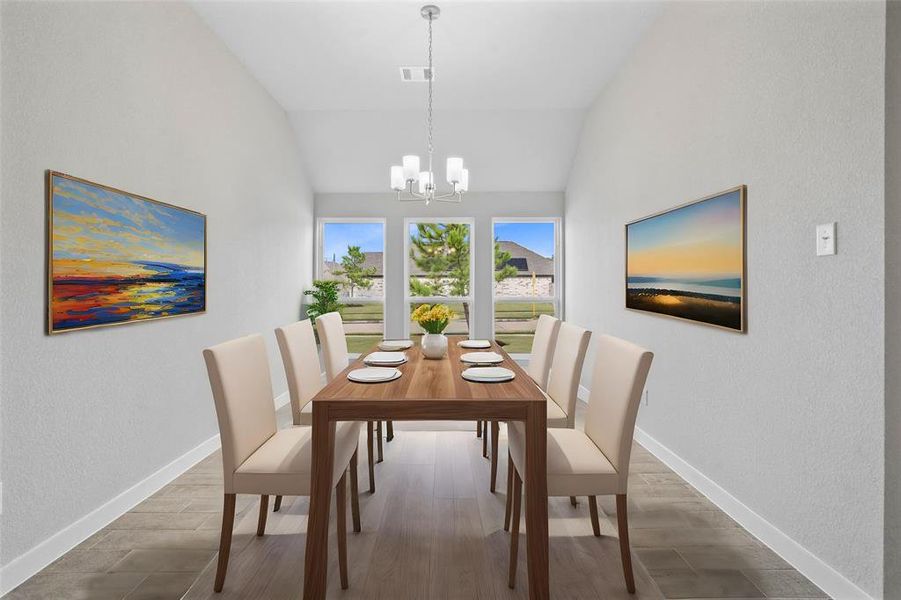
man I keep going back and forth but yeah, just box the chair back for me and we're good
[584,335,653,488]
[316,312,349,381]
[526,314,561,390]
[203,334,277,492]
[275,319,323,426]
[545,322,591,428]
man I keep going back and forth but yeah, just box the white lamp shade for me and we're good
[390,165,405,190]
[459,169,469,192]
[418,171,433,194]
[403,155,420,181]
[446,157,463,183]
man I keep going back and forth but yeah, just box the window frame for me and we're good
[315,217,387,349]
[490,217,564,355]
[403,216,476,339]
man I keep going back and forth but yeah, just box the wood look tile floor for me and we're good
[8,405,829,600]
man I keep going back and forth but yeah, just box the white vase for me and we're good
[421,333,448,359]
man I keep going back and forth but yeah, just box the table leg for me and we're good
[524,403,549,599]
[303,404,336,600]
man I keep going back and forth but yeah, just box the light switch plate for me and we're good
[817,222,836,256]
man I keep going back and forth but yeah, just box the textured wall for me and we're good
[565,1,885,595]
[885,2,900,597]
[0,1,313,566]
[315,192,564,340]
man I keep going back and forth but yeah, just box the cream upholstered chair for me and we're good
[275,319,321,427]
[526,314,561,390]
[315,311,389,493]
[481,315,561,472]
[495,321,589,499]
[271,319,365,512]
[505,334,653,593]
[203,334,362,592]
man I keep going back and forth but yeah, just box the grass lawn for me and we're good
[339,303,384,322]
[494,301,555,320]
[347,334,382,354]
[495,334,535,355]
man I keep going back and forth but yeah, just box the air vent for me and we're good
[400,66,435,82]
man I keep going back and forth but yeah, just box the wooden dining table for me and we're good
[301,336,549,599]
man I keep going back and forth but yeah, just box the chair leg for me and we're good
[617,494,636,593]
[490,421,500,492]
[336,472,349,590]
[477,420,482,437]
[588,496,601,537]
[256,495,269,536]
[350,449,361,533]
[504,451,514,531]
[570,496,578,507]
[273,495,282,512]
[367,421,376,494]
[508,467,523,589]
[377,421,384,463]
[482,422,489,458]
[214,493,236,592]
[386,420,394,442]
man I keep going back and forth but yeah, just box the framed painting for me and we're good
[625,185,746,332]
[47,171,206,334]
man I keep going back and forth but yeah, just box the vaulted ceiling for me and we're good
[192,1,660,193]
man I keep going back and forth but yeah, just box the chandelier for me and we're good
[390,5,468,204]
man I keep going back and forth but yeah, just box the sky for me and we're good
[52,177,205,277]
[627,189,742,279]
[322,222,385,261]
[323,220,556,262]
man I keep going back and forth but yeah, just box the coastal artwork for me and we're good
[625,186,745,331]
[48,172,206,333]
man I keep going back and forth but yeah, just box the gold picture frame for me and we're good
[47,171,207,334]
[624,185,746,332]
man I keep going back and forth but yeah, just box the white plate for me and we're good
[458,339,491,349]
[364,351,408,366]
[460,351,503,364]
[462,367,515,383]
[347,367,402,383]
[379,339,414,351]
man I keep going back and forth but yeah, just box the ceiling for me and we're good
[192,1,660,193]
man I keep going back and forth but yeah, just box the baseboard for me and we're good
[632,427,873,600]
[0,391,288,596]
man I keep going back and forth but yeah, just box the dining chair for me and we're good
[203,334,362,592]
[316,311,391,491]
[482,315,562,485]
[495,321,589,499]
[270,319,366,511]
[505,334,654,593]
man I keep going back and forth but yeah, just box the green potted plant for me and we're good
[304,280,343,321]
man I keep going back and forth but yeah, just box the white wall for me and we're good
[315,192,563,340]
[0,0,313,585]
[885,1,900,597]
[565,2,885,597]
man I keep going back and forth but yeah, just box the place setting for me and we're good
[347,366,403,383]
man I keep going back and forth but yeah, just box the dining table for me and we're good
[301,335,549,599]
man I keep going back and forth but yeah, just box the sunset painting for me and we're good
[48,172,206,333]
[626,186,745,331]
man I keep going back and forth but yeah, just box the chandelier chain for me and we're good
[390,5,464,204]
[427,14,434,171]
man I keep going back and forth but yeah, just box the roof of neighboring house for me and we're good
[322,251,384,279]
[321,242,553,278]
[496,241,554,277]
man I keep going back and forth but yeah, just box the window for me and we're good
[492,219,561,354]
[405,218,474,338]
[316,219,385,353]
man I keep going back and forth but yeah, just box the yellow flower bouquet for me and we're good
[411,303,455,334]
